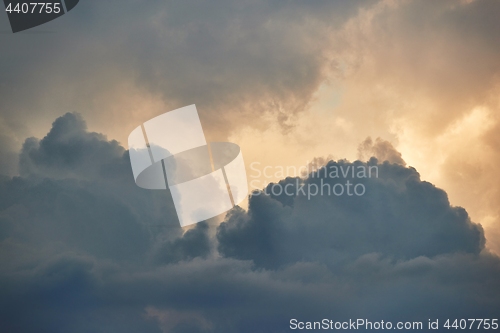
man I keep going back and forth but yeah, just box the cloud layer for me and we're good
[2,0,500,331]
[0,114,498,332]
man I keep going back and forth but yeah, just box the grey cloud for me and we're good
[0,130,19,176]
[19,113,125,180]
[156,222,212,264]
[0,175,151,261]
[218,159,484,269]
[1,251,499,332]
[0,113,212,331]
[2,113,185,266]
[5,112,495,332]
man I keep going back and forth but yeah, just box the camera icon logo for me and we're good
[128,105,248,227]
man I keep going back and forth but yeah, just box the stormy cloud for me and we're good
[0,114,498,332]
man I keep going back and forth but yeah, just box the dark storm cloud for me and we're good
[1,113,210,265]
[156,222,212,264]
[19,113,125,179]
[218,159,485,269]
[0,134,18,176]
[1,113,498,332]
[2,250,499,332]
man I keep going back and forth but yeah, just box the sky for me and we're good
[1,0,500,332]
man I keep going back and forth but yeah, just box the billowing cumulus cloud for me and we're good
[19,113,125,180]
[1,114,198,263]
[218,160,484,268]
[0,114,498,332]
